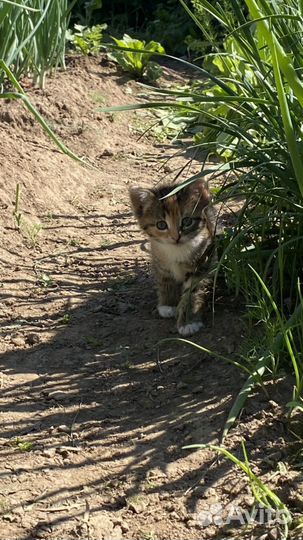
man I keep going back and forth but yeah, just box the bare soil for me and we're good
[0,56,301,540]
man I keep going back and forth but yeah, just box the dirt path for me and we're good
[0,56,298,540]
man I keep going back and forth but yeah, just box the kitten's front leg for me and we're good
[155,271,181,319]
[177,274,211,336]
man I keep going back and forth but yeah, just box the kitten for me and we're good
[129,179,216,336]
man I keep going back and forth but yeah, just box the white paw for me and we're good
[158,305,177,318]
[178,321,204,336]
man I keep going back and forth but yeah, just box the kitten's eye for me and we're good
[156,220,168,230]
[182,217,194,229]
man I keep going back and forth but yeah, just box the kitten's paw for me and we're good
[158,305,177,318]
[178,321,204,336]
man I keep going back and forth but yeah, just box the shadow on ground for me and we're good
[0,232,290,540]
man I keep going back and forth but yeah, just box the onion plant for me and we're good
[0,0,74,88]
[0,1,85,163]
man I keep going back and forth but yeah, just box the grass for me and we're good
[100,238,113,249]
[90,91,107,106]
[185,441,292,537]
[101,0,303,435]
[22,221,43,247]
[9,437,34,452]
[38,273,55,288]
[108,275,137,292]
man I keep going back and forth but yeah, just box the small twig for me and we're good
[156,345,163,373]
[70,401,82,443]
[37,503,81,512]
[184,456,219,496]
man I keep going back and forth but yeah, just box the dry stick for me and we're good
[70,401,82,443]
[184,455,220,496]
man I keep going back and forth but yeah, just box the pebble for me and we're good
[192,385,204,394]
[42,447,56,458]
[176,381,187,389]
[128,501,146,514]
[170,511,180,520]
[159,492,170,500]
[113,518,129,533]
[203,487,217,497]
[47,391,69,401]
[11,336,26,347]
[100,148,114,157]
[186,519,196,528]
[27,333,40,345]
[58,445,82,453]
[57,424,70,433]
[111,526,123,539]
[243,495,255,506]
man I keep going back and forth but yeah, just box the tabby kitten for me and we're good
[129,180,216,336]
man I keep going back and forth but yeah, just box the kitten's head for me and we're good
[129,180,215,245]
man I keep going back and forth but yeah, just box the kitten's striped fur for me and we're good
[129,180,216,336]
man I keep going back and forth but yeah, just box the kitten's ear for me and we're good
[190,179,211,204]
[129,186,155,218]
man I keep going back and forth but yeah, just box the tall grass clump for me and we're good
[0,0,73,88]
[175,0,303,403]
[177,0,303,419]
[101,0,303,422]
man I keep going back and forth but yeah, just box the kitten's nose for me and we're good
[171,231,181,243]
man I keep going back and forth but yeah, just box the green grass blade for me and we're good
[158,337,253,376]
[246,0,303,107]
[222,355,269,440]
[250,265,302,391]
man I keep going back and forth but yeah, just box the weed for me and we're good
[22,222,43,247]
[68,237,81,247]
[61,314,71,325]
[9,437,34,452]
[108,34,165,81]
[122,360,134,370]
[108,275,136,292]
[38,273,54,289]
[127,493,146,505]
[104,0,303,433]
[140,533,158,540]
[0,499,10,514]
[90,91,106,106]
[185,441,292,537]
[86,336,103,347]
[100,238,113,249]
[66,23,107,55]
[12,183,43,246]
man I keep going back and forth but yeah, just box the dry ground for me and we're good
[0,55,301,540]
